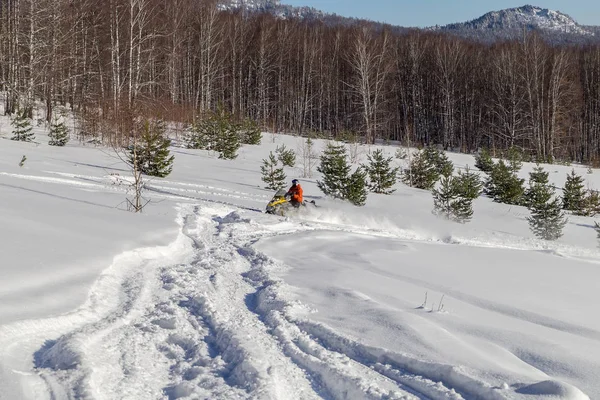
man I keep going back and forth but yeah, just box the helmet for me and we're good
[292,179,299,184]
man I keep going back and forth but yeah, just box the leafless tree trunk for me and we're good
[347,25,391,144]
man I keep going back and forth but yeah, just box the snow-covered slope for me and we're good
[0,117,598,399]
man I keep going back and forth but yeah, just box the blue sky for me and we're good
[283,1,600,27]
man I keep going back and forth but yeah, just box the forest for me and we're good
[2,0,600,164]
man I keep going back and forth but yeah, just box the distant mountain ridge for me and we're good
[217,1,600,44]
[217,0,325,20]
[436,5,597,43]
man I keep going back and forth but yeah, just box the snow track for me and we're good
[26,204,503,399]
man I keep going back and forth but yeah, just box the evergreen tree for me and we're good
[474,148,494,173]
[239,118,262,145]
[455,166,483,200]
[432,176,473,223]
[346,167,368,206]
[363,149,399,194]
[562,169,587,214]
[484,160,525,205]
[215,121,240,160]
[506,146,523,173]
[584,190,600,217]
[11,109,34,142]
[402,150,438,190]
[186,118,218,150]
[526,166,567,241]
[423,145,453,177]
[524,164,549,206]
[128,120,174,178]
[48,116,69,146]
[317,143,350,199]
[186,109,240,159]
[276,144,296,167]
[261,152,286,190]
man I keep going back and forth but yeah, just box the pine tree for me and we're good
[475,148,494,173]
[526,166,567,241]
[239,118,262,145]
[317,143,351,199]
[583,190,600,217]
[186,109,240,159]
[455,166,483,200]
[506,146,523,173]
[48,116,69,146]
[128,120,174,178]
[261,152,286,190]
[562,169,586,214]
[346,167,368,206]
[363,149,399,194]
[423,145,453,177]
[432,176,473,223]
[11,109,34,142]
[402,150,439,190]
[524,165,549,206]
[186,118,218,150]
[484,160,525,205]
[215,122,240,160]
[276,144,296,167]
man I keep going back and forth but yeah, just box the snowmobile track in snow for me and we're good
[26,203,503,400]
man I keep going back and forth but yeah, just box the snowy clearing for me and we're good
[0,127,598,399]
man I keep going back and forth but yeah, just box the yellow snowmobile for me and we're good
[265,188,316,216]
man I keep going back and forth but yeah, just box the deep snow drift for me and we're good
[0,120,598,399]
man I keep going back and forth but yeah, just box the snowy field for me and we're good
[0,119,599,399]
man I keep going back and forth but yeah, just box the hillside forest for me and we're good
[3,0,600,164]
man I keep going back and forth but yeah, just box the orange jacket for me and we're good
[287,184,303,203]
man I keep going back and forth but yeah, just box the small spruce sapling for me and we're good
[475,148,494,173]
[363,149,399,194]
[402,149,438,190]
[261,152,286,190]
[276,144,296,167]
[128,119,175,178]
[524,164,549,207]
[423,145,453,178]
[506,146,523,173]
[484,160,525,205]
[432,175,473,223]
[455,165,482,200]
[346,167,368,206]
[562,169,587,214]
[526,165,568,241]
[239,118,262,145]
[48,116,70,146]
[584,189,600,217]
[317,143,351,199]
[11,109,34,142]
[214,113,240,160]
[186,118,218,150]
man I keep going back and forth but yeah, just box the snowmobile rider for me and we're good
[285,179,303,208]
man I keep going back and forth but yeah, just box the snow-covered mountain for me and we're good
[218,0,326,21]
[220,1,599,44]
[437,5,596,43]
